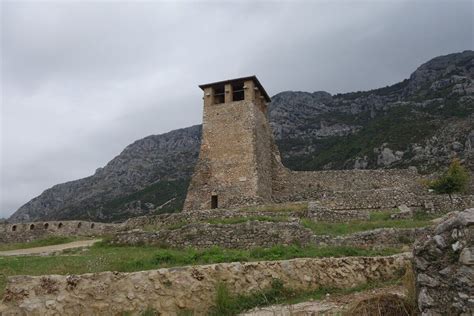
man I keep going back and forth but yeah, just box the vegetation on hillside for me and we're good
[429,159,470,194]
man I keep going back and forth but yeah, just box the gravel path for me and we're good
[0,239,101,256]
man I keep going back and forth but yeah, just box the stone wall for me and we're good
[308,202,370,222]
[0,254,410,315]
[123,206,306,230]
[413,208,473,315]
[0,220,119,244]
[114,220,428,250]
[313,227,431,249]
[114,221,314,249]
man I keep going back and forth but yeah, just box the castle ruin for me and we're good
[184,76,425,211]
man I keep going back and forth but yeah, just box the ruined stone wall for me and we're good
[308,202,370,222]
[115,220,428,250]
[272,168,422,204]
[123,206,306,230]
[0,254,410,315]
[114,221,314,249]
[0,220,119,244]
[413,208,474,315]
[313,227,431,249]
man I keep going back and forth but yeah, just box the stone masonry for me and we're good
[0,254,410,315]
[413,208,474,315]
[184,76,428,212]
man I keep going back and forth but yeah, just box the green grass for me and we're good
[208,277,403,315]
[207,215,289,225]
[302,210,434,236]
[0,243,401,297]
[0,236,82,251]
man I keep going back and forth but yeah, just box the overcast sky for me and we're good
[1,0,472,218]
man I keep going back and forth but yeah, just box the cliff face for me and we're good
[9,51,474,223]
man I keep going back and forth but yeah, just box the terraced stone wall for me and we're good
[114,220,429,250]
[0,254,410,315]
[0,220,119,244]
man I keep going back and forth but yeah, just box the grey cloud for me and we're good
[1,0,472,217]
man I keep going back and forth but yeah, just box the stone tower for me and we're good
[184,76,280,210]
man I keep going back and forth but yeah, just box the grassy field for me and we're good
[302,210,434,236]
[0,236,83,251]
[0,242,401,296]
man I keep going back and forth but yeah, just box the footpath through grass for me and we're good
[0,236,83,252]
[0,242,401,296]
[302,210,435,236]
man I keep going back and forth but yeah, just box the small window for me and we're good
[44,223,49,229]
[58,222,63,229]
[30,224,35,230]
[211,195,218,209]
[232,82,245,101]
[77,222,82,228]
[213,85,225,104]
[90,223,95,229]
[11,225,17,232]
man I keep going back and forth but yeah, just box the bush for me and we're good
[429,159,470,194]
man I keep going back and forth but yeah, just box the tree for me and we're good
[430,159,470,195]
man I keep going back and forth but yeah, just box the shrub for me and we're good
[429,159,470,195]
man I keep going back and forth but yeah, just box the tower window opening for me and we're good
[30,224,35,230]
[232,82,245,101]
[44,223,49,229]
[211,195,218,209]
[12,225,17,232]
[213,85,225,104]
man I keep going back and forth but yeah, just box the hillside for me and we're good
[9,50,474,223]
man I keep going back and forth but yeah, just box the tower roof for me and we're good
[199,75,271,102]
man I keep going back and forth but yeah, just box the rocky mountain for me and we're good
[9,51,474,223]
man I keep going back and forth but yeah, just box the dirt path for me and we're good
[240,285,405,315]
[0,239,101,256]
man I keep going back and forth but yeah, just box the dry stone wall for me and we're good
[123,207,305,231]
[0,254,410,315]
[114,220,429,250]
[0,220,119,244]
[413,208,474,315]
[114,221,314,249]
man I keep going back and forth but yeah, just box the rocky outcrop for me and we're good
[9,51,474,223]
[0,254,410,315]
[9,126,202,223]
[413,208,474,315]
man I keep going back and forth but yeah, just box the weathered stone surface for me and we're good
[114,220,429,250]
[0,220,119,244]
[413,208,474,315]
[0,254,410,315]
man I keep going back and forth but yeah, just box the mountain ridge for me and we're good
[9,50,474,223]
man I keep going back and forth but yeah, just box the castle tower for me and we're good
[184,76,277,210]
